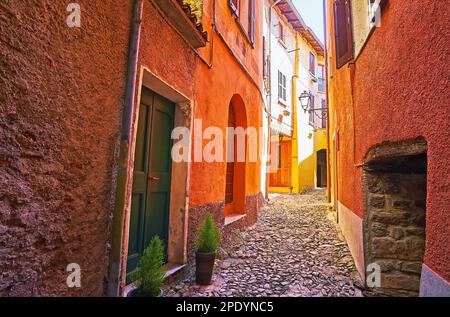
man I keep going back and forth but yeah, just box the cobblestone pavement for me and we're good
[166,190,364,297]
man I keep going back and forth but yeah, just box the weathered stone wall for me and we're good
[364,172,426,296]
[187,193,262,264]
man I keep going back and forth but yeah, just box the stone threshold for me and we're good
[224,214,246,226]
[123,263,186,297]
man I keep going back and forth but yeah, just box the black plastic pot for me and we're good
[196,252,216,285]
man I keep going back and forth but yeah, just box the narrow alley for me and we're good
[1,1,448,299]
[166,190,362,297]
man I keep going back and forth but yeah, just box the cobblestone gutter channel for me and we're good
[165,190,365,297]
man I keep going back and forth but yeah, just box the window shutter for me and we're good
[309,52,316,75]
[278,71,282,99]
[334,0,354,68]
[278,23,284,42]
[248,0,256,44]
[229,0,239,17]
[263,36,267,77]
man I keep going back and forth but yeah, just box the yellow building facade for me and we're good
[267,2,327,194]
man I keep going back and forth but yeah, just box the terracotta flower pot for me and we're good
[195,251,216,285]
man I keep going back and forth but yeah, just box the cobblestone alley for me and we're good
[166,190,364,297]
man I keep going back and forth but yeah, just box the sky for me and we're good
[293,0,325,44]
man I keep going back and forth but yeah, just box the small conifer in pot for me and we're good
[130,236,165,297]
[195,213,220,285]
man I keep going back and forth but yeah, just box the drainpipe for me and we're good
[290,33,300,194]
[107,0,143,297]
[323,0,332,203]
[207,0,216,68]
[265,0,282,200]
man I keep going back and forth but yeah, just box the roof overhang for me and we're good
[275,0,325,56]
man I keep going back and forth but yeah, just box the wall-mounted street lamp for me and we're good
[298,90,327,120]
[299,91,312,112]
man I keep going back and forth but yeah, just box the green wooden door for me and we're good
[127,88,174,282]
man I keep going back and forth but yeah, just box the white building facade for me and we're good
[261,0,327,196]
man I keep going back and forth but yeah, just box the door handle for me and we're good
[149,176,160,181]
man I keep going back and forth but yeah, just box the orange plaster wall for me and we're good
[327,4,362,217]
[134,0,264,208]
[189,0,264,207]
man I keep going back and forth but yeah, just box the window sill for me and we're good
[278,39,288,49]
[123,263,186,297]
[278,99,288,107]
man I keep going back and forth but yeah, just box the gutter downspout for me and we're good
[323,0,332,203]
[107,0,143,297]
[265,0,282,200]
[291,33,300,194]
[208,0,216,68]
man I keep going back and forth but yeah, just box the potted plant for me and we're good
[129,236,165,297]
[195,213,220,285]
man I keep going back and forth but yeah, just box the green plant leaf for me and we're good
[133,236,165,297]
[184,0,203,20]
[196,213,221,253]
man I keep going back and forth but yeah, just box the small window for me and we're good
[318,64,325,92]
[248,0,255,44]
[229,0,239,17]
[309,52,316,75]
[278,23,285,43]
[278,71,287,102]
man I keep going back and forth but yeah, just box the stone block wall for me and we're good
[364,172,426,296]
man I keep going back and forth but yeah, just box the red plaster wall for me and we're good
[137,1,196,100]
[329,0,450,281]
[0,1,131,296]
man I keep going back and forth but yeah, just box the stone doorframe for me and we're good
[119,67,193,295]
[361,137,428,295]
